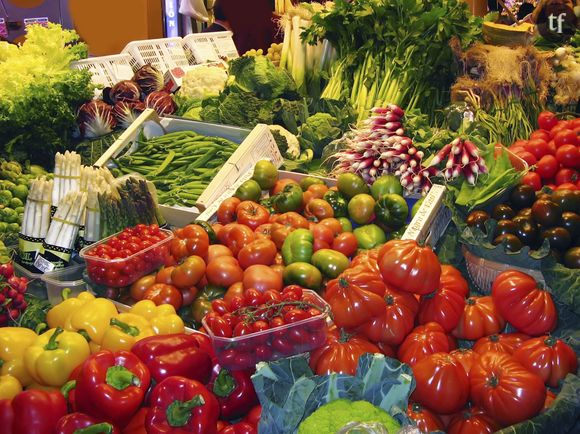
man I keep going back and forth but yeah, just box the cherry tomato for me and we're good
[206,316,233,337]
[554,129,578,147]
[536,155,559,179]
[556,144,580,169]
[538,111,558,131]
[517,151,538,167]
[521,172,542,191]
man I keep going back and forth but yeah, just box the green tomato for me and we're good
[191,285,226,323]
[281,228,314,264]
[323,190,348,218]
[374,193,409,230]
[353,224,387,250]
[252,160,278,190]
[283,262,322,291]
[192,220,217,244]
[234,179,262,201]
[312,249,350,278]
[338,217,353,233]
[299,176,325,191]
[9,197,23,209]
[273,184,303,213]
[348,194,376,225]
[411,198,424,218]
[337,173,369,199]
[370,175,403,199]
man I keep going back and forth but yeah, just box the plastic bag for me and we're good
[179,0,209,21]
[336,422,390,434]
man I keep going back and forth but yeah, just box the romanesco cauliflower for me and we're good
[178,66,227,100]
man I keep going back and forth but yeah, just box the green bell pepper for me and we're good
[353,224,387,250]
[374,193,409,231]
[281,228,314,265]
[323,190,348,218]
[273,183,303,213]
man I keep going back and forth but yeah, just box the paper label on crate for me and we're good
[33,254,55,273]
[0,19,7,38]
[402,184,449,245]
[24,17,49,28]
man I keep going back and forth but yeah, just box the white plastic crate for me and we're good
[121,37,189,73]
[463,246,545,295]
[70,54,134,87]
[183,31,239,64]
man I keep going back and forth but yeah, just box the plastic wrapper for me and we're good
[336,422,390,434]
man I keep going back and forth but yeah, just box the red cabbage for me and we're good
[77,100,117,138]
[145,91,176,116]
[110,80,141,103]
[132,64,165,95]
[112,101,146,129]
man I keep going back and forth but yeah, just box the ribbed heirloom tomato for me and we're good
[143,283,183,310]
[491,270,557,336]
[452,296,505,340]
[406,403,444,433]
[446,407,500,434]
[449,348,481,378]
[472,333,529,355]
[411,352,470,415]
[470,352,546,426]
[397,322,456,366]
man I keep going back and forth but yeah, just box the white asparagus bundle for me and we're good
[44,191,87,249]
[21,177,53,239]
[52,151,82,207]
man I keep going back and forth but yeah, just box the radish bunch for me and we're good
[331,105,434,194]
[429,138,488,185]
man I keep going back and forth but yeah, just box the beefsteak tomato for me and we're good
[411,352,470,414]
[452,296,505,341]
[309,326,380,376]
[397,322,456,366]
[470,352,546,426]
[472,333,529,355]
[491,271,557,336]
[406,403,444,433]
[449,348,481,378]
[514,335,578,387]
[378,240,441,295]
[447,407,500,434]
[417,265,468,332]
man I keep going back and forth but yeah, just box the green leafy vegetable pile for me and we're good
[0,24,93,168]
[302,0,482,120]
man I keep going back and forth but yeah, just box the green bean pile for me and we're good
[114,131,238,207]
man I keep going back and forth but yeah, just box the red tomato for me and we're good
[170,238,189,261]
[254,223,272,240]
[217,197,241,224]
[309,326,380,375]
[470,352,546,426]
[357,284,419,346]
[472,333,529,355]
[397,322,456,366]
[550,121,571,138]
[270,178,299,195]
[554,129,578,147]
[143,283,183,310]
[547,140,557,155]
[417,265,469,332]
[411,352,470,414]
[331,232,358,257]
[312,238,330,252]
[556,144,580,169]
[223,282,245,308]
[447,407,500,434]
[452,296,505,340]
[449,348,481,378]
[243,264,283,292]
[521,171,543,191]
[181,224,210,256]
[130,275,156,301]
[524,139,551,160]
[205,315,233,338]
[207,245,234,263]
[378,239,441,295]
[406,403,444,433]
[517,151,538,167]
[180,286,198,307]
[514,335,578,387]
[311,223,334,244]
[171,255,206,289]
[236,201,270,231]
[538,111,558,131]
[557,182,577,190]
[529,129,551,142]
[206,256,244,288]
[536,155,559,179]
[555,168,579,185]
[155,266,175,285]
[223,224,255,257]
[237,239,277,269]
[491,270,557,336]
[543,390,556,411]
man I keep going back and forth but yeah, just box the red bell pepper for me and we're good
[216,421,231,431]
[209,368,258,420]
[61,364,82,413]
[123,408,149,434]
[56,412,119,434]
[146,376,219,434]
[11,389,67,434]
[0,399,14,433]
[242,405,261,427]
[131,333,213,384]
[218,422,257,434]
[75,350,151,429]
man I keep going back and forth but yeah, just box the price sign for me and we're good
[24,17,49,28]
[0,18,7,38]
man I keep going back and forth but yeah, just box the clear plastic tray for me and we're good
[80,228,173,288]
[13,261,46,299]
[463,246,546,295]
[202,290,330,370]
[41,263,87,305]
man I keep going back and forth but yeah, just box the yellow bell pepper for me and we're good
[129,300,185,335]
[68,297,118,353]
[0,327,37,386]
[24,327,90,387]
[25,382,59,392]
[0,374,22,400]
[101,313,154,352]
[46,290,96,330]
